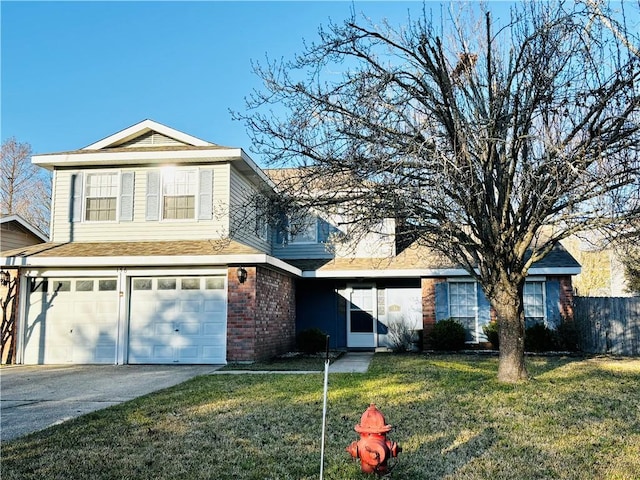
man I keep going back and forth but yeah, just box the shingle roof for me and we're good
[1,239,579,274]
[1,239,262,258]
[287,243,580,273]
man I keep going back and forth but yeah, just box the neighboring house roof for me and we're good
[0,215,48,244]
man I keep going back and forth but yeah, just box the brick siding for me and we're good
[421,277,445,350]
[550,275,576,321]
[226,266,296,362]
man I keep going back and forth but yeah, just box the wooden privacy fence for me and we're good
[574,297,640,356]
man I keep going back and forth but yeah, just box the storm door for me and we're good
[347,285,377,348]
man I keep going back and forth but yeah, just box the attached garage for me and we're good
[127,275,227,364]
[23,277,119,364]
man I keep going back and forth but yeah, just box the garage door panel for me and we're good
[154,322,175,335]
[204,300,225,313]
[180,322,202,335]
[128,276,226,364]
[180,301,201,313]
[153,345,174,360]
[24,277,118,365]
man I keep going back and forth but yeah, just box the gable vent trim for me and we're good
[114,131,186,149]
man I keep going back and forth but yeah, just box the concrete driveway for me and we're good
[0,364,220,442]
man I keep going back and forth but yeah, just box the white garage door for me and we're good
[128,276,226,364]
[24,278,119,364]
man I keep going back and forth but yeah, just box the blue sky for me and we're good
[2,1,448,162]
[5,1,633,166]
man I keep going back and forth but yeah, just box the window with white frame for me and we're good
[162,169,196,220]
[449,281,477,342]
[85,172,119,221]
[524,281,545,327]
[289,216,317,243]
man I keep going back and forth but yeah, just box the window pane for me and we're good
[158,278,177,290]
[205,277,225,290]
[163,195,195,219]
[86,197,116,221]
[524,281,544,326]
[449,282,476,341]
[181,278,200,290]
[162,170,196,220]
[76,280,94,292]
[98,279,117,291]
[133,278,152,290]
[85,174,118,222]
[30,279,48,293]
[53,280,71,292]
[290,217,317,243]
[351,311,374,333]
[86,173,118,197]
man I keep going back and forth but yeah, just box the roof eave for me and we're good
[32,148,245,170]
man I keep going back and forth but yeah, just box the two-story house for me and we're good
[0,120,581,365]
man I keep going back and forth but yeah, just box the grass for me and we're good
[2,354,640,479]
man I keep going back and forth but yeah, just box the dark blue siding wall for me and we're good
[435,282,449,320]
[296,279,344,349]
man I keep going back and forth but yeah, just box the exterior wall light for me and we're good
[0,270,11,286]
[236,266,248,284]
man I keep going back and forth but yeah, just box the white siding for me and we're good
[51,166,231,242]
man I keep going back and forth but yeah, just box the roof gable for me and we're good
[83,119,214,150]
[0,215,48,242]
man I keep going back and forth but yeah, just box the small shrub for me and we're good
[296,328,327,354]
[525,323,557,352]
[483,320,500,350]
[555,319,580,352]
[387,319,419,352]
[429,318,466,351]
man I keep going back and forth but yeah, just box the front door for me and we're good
[347,286,377,348]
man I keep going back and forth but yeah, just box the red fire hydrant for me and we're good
[346,403,401,475]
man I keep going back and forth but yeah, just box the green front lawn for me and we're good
[3,354,640,479]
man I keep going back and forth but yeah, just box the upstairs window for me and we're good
[85,173,119,221]
[162,169,196,220]
[289,216,317,244]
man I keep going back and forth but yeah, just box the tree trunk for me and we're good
[492,275,528,382]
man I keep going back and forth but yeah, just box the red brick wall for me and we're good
[226,266,296,362]
[550,275,576,321]
[226,266,257,362]
[421,277,445,350]
[254,267,296,360]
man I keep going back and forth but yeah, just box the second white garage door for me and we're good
[128,276,227,364]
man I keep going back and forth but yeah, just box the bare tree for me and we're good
[1,138,51,235]
[237,0,640,382]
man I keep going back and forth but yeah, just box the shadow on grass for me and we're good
[3,355,640,480]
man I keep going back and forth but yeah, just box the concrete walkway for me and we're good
[328,352,373,373]
[212,352,374,375]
